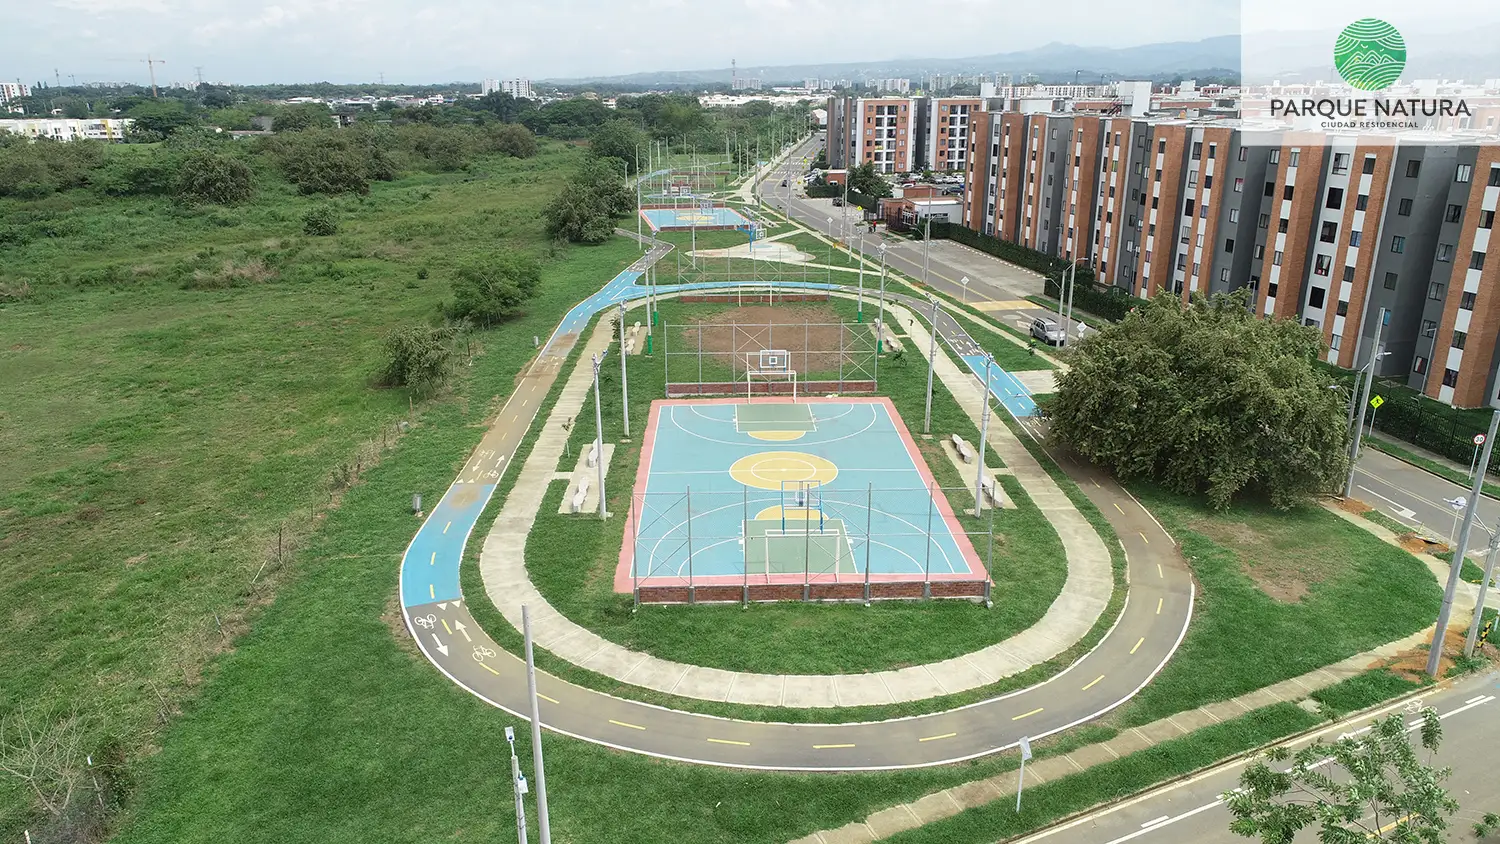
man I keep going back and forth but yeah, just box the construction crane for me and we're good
[142,54,166,98]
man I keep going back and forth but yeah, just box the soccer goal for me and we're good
[743,519,854,577]
[746,348,798,401]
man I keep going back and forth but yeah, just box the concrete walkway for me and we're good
[786,627,1438,844]
[476,298,1114,708]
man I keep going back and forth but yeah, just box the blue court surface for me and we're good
[616,398,984,590]
[640,205,752,231]
[960,354,1038,418]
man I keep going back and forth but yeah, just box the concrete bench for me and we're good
[587,441,600,469]
[950,435,975,464]
[571,476,591,514]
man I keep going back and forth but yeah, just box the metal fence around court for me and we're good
[660,319,880,397]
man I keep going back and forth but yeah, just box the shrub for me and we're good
[380,324,457,395]
[271,130,371,195]
[302,206,339,236]
[447,251,542,325]
[175,150,256,205]
[484,123,538,159]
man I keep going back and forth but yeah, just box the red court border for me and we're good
[614,396,987,593]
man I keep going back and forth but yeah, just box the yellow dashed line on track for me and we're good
[538,693,559,704]
[609,719,646,731]
[813,743,856,749]
[429,584,435,599]
[1157,597,1164,615]
[1092,479,1101,488]
[444,521,452,534]
[919,732,957,742]
[707,738,750,746]
[1138,531,1149,544]
[1114,502,1124,513]
[430,552,436,566]
[477,661,499,676]
[1082,675,1104,691]
[1157,563,1164,579]
[1012,708,1043,721]
[441,619,452,634]
[1131,637,1145,655]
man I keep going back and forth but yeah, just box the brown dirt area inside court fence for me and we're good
[682,304,873,378]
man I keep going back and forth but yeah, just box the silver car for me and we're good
[1030,317,1066,345]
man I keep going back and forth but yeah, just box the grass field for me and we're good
[0,143,640,838]
[521,296,1069,676]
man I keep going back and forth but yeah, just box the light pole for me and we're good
[922,216,931,287]
[521,606,552,844]
[856,233,866,323]
[1428,407,1500,677]
[592,352,607,520]
[960,275,970,304]
[618,304,630,438]
[923,295,939,435]
[506,726,529,844]
[975,353,993,512]
[1465,526,1500,657]
[877,243,888,354]
[1344,308,1389,498]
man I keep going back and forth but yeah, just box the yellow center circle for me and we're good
[729,451,838,491]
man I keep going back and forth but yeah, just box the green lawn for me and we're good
[1116,488,1442,726]
[950,310,1056,373]
[0,144,637,838]
[522,297,1068,676]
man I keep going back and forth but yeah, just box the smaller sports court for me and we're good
[640,204,753,232]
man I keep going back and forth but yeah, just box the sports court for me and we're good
[617,395,986,593]
[640,205,753,232]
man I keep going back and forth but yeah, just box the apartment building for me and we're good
[918,98,980,173]
[0,117,132,141]
[826,96,917,174]
[962,106,1500,408]
[0,82,30,105]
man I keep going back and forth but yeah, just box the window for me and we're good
[1457,164,1473,183]
[1197,232,1205,247]
[1269,149,1280,164]
[1048,151,1055,163]
[1326,187,1344,209]
[1192,261,1200,276]
[1362,155,1377,174]
[1176,254,1187,269]
[1264,181,1276,197]
[1437,243,1454,261]
[1343,265,1356,282]
[1234,177,1244,192]
[1414,356,1428,375]
[1428,281,1444,299]
[1208,143,1217,159]
[1462,291,1477,309]
[1308,286,1326,308]
[1386,272,1400,290]
[1472,251,1487,271]
[1398,198,1413,215]
[1453,331,1468,350]
[1337,300,1349,316]
[1151,196,1159,209]
[1445,203,1463,223]
[1356,194,1369,211]
[1331,334,1343,351]
[1350,230,1362,246]
[1491,166,1500,187]
[1273,250,1283,266]
[1229,208,1239,223]
[1225,238,1235,253]
[1482,210,1496,229]
[1283,184,1295,200]
[1185,198,1196,216]
[1238,147,1248,162]
[1255,244,1266,259]
[1204,175,1213,189]
[1158,138,1166,153]
[1267,281,1279,297]
[1258,213,1269,228]
[1391,235,1405,253]
[1278,218,1289,233]
[1443,369,1459,388]
[1332,153,1350,174]
[1314,255,1332,276]
[1320,221,1338,243]
[1128,214,1137,227]
[1406,159,1421,178]
[1289,149,1301,167]
[1191,141,1202,159]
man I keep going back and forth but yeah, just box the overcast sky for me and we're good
[10,0,1238,86]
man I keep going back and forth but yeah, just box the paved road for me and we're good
[1353,447,1500,550]
[1012,669,1500,844]
[395,151,1197,770]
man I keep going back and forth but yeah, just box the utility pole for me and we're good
[975,354,993,513]
[505,726,529,844]
[194,66,204,86]
[1429,408,1500,676]
[1344,307,1388,498]
[1464,527,1500,657]
[521,606,553,844]
[924,296,939,435]
[618,304,630,438]
[593,352,608,520]
[922,216,931,287]
[142,54,165,98]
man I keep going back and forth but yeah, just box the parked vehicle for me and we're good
[1029,317,1066,345]
[832,196,844,207]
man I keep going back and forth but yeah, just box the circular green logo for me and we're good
[1333,18,1406,91]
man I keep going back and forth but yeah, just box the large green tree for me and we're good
[1048,290,1349,509]
[447,251,543,325]
[846,161,892,198]
[1226,707,1459,842]
[175,150,255,204]
[589,119,648,173]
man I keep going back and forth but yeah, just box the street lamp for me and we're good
[923,295,939,435]
[876,243,889,354]
[506,725,529,844]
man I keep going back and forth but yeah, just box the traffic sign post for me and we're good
[1470,433,1487,481]
[1015,736,1032,812]
[1367,394,1384,440]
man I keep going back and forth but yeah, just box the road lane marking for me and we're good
[1082,675,1104,691]
[813,743,855,749]
[1012,707,1043,721]
[441,619,452,634]
[1157,563,1163,579]
[1092,479,1101,488]
[707,738,750,746]
[538,693,559,704]
[1114,502,1124,514]
[1156,598,1163,615]
[1466,694,1488,704]
[608,719,646,730]
[919,732,957,742]
[477,661,499,676]
[1138,531,1149,544]
[429,584,435,599]
[1130,637,1144,654]
[430,552,436,566]
[443,521,451,534]
[1356,485,1417,520]
[1140,815,1170,828]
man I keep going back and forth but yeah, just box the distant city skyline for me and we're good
[9,0,1237,86]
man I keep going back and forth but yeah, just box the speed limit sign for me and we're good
[1475,433,1487,446]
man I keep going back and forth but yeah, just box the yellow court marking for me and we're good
[441,619,452,635]
[538,693,559,704]
[1012,708,1043,721]
[1156,597,1163,615]
[429,584,435,599]
[609,719,646,731]
[477,661,499,676]
[748,430,806,442]
[1130,637,1145,654]
[1082,675,1104,691]
[1138,531,1149,544]
[707,738,751,746]
[813,743,855,749]
[919,732,957,742]
[728,451,839,491]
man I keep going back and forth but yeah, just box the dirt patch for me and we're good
[1376,626,1468,681]
[1188,518,1310,603]
[1338,497,1373,516]
[1394,532,1446,557]
[682,304,864,378]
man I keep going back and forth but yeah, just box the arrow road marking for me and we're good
[454,620,471,642]
[1357,485,1417,520]
[432,635,449,657]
